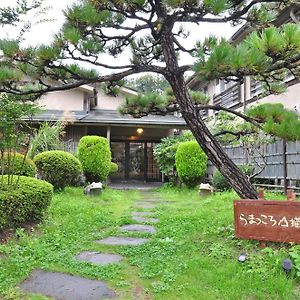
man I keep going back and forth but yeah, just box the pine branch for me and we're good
[197,104,263,127]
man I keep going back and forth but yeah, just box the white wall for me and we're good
[94,89,125,110]
[251,82,300,111]
[38,89,85,111]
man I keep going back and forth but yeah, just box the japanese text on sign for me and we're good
[239,213,300,228]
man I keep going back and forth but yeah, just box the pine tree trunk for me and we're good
[159,18,258,199]
[169,74,258,199]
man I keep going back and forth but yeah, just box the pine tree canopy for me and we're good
[0,1,298,97]
[247,103,300,141]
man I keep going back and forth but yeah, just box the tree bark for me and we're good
[169,75,258,199]
[159,17,258,199]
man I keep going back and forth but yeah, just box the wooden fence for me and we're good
[207,140,300,185]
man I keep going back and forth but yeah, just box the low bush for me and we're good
[0,152,36,177]
[77,136,111,182]
[109,162,118,174]
[175,141,208,188]
[212,164,254,191]
[0,176,53,231]
[153,132,194,185]
[34,150,82,190]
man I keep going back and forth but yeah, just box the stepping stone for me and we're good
[132,216,159,223]
[120,224,156,234]
[134,203,156,209]
[75,252,123,265]
[19,270,116,300]
[140,199,161,203]
[132,211,155,217]
[96,237,149,246]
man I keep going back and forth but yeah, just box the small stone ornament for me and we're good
[282,258,293,273]
[238,253,247,263]
[84,182,103,196]
[199,183,213,197]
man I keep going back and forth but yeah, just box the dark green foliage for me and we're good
[0,175,53,231]
[125,74,170,94]
[77,136,111,182]
[247,103,300,141]
[28,121,66,158]
[175,141,208,188]
[0,93,40,187]
[119,89,210,118]
[34,150,82,190]
[109,162,118,174]
[0,152,36,177]
[153,132,194,185]
[195,24,300,92]
[212,165,254,191]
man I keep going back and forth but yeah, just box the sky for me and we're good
[0,1,240,74]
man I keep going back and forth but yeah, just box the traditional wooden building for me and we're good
[33,85,186,182]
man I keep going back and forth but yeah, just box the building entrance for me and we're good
[110,141,161,182]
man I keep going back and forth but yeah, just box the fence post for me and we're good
[283,139,288,195]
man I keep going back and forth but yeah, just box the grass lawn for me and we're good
[0,186,299,299]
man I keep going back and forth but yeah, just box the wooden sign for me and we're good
[234,190,300,244]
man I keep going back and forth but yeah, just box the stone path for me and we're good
[96,236,149,246]
[19,270,116,300]
[132,216,159,223]
[75,251,123,265]
[19,190,168,299]
[120,224,156,234]
[132,211,155,217]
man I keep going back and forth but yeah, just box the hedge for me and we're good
[34,150,82,190]
[0,152,36,177]
[212,165,254,191]
[175,141,208,188]
[77,136,111,182]
[109,162,118,174]
[0,176,53,231]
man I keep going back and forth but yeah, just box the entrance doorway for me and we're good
[110,141,161,182]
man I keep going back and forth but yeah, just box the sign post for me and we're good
[234,189,300,245]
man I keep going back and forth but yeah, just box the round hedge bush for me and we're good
[175,141,208,188]
[0,152,36,177]
[77,136,111,182]
[0,176,53,231]
[212,164,254,191]
[109,162,118,174]
[34,150,82,190]
[212,170,230,191]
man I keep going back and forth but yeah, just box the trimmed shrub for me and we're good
[212,164,254,191]
[77,136,111,182]
[109,162,118,174]
[212,170,230,191]
[0,152,36,177]
[175,141,208,188]
[153,132,194,185]
[34,150,82,190]
[0,176,53,231]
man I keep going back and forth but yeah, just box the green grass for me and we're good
[0,186,299,299]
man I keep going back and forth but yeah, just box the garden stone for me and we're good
[96,236,149,246]
[132,216,159,223]
[199,183,213,197]
[120,224,156,234]
[84,182,103,196]
[132,211,155,217]
[134,203,156,209]
[75,252,123,265]
[19,270,116,299]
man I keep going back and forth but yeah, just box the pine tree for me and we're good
[0,0,299,199]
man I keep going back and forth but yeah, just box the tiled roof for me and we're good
[29,109,187,128]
